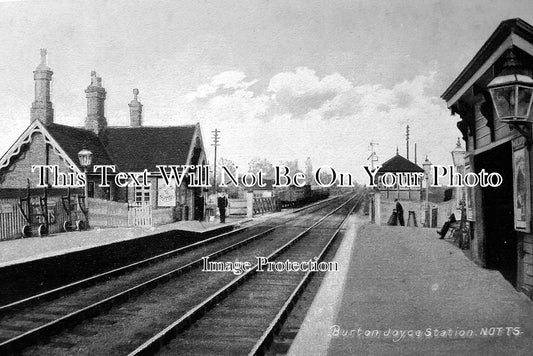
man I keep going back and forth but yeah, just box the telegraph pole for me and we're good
[406,125,410,160]
[211,129,220,194]
[367,140,379,169]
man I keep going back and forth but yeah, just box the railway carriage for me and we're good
[276,185,329,208]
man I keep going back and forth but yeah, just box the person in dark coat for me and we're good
[395,199,404,226]
[217,192,229,223]
[437,213,456,239]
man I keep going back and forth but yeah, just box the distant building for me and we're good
[369,150,425,226]
[251,179,275,198]
[376,152,424,201]
[0,50,207,221]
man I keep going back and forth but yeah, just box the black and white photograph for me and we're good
[0,0,533,355]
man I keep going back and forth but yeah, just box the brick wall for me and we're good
[0,133,73,189]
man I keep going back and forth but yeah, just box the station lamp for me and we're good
[422,156,432,181]
[487,49,533,145]
[77,148,93,168]
[451,138,465,169]
[451,138,466,223]
[78,148,93,202]
[422,156,432,227]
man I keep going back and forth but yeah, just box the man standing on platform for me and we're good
[395,199,405,226]
[217,191,229,223]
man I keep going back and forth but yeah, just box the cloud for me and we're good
[185,70,258,102]
[185,67,361,121]
[199,89,270,122]
[181,68,458,183]
[268,67,352,117]
[183,68,444,128]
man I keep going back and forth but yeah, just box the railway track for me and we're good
[130,193,362,356]
[0,195,349,355]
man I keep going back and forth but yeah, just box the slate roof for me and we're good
[104,126,196,172]
[379,154,424,173]
[46,124,196,172]
[47,124,114,169]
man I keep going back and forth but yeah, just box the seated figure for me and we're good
[437,213,457,239]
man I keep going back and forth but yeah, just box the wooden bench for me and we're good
[442,221,460,239]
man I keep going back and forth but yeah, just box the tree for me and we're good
[218,157,237,184]
[278,159,302,174]
[214,157,240,197]
[305,157,313,185]
[248,157,275,179]
[210,157,237,186]
[317,168,336,187]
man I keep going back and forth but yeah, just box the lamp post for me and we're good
[451,138,467,247]
[423,156,432,227]
[451,138,465,201]
[487,50,533,147]
[78,149,93,198]
[78,149,93,228]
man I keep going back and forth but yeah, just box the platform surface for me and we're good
[0,202,311,268]
[0,197,332,269]
[290,217,533,356]
[0,216,247,268]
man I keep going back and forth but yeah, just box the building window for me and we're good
[134,185,150,205]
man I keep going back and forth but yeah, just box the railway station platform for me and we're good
[0,197,330,268]
[290,217,533,356]
[0,215,249,268]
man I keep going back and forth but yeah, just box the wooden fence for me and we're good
[128,203,153,227]
[253,197,281,215]
[0,200,26,240]
[0,198,73,241]
[89,199,174,228]
[228,199,247,216]
[1,196,174,240]
[87,198,129,228]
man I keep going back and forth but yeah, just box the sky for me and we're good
[1,0,533,183]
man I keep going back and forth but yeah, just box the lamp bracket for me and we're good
[510,122,532,149]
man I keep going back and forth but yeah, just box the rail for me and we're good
[0,196,345,355]
[127,193,360,356]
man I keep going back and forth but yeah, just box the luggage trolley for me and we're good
[18,180,50,238]
[61,188,87,231]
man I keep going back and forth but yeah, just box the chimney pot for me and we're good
[84,71,107,135]
[129,88,143,127]
[31,49,54,125]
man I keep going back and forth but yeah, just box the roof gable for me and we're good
[0,121,84,174]
[103,125,197,172]
[442,18,533,105]
[1,121,200,175]
[379,154,424,173]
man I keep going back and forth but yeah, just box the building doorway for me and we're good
[194,188,204,221]
[475,141,516,286]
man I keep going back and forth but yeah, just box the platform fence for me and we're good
[0,198,72,241]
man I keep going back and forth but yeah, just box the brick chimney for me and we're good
[31,49,54,125]
[84,71,107,135]
[128,88,142,127]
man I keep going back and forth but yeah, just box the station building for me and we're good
[442,18,533,297]
[370,150,426,226]
[0,50,207,223]
[376,151,424,201]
